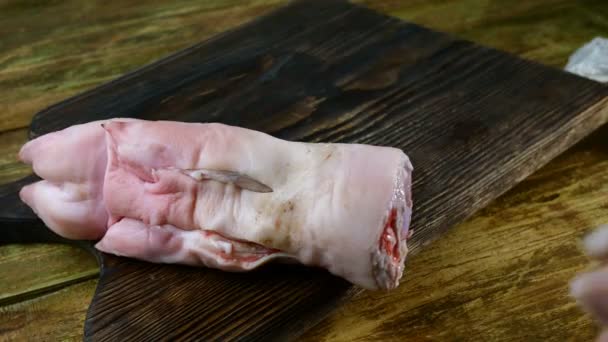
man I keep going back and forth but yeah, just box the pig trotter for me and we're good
[18,119,414,290]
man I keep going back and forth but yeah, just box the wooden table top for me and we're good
[1,1,606,340]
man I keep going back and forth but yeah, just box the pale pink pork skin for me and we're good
[18,119,413,290]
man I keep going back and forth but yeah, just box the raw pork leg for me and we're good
[18,119,413,290]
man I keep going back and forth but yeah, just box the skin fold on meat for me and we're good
[18,119,414,290]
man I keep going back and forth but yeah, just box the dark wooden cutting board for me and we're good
[1,0,607,340]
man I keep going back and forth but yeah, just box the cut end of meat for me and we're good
[371,161,413,290]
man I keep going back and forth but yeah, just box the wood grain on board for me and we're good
[1,1,606,339]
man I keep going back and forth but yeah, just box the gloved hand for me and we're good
[571,225,608,342]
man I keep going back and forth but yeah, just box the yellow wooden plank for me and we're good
[0,128,31,184]
[0,244,98,306]
[0,279,97,342]
[0,0,286,132]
